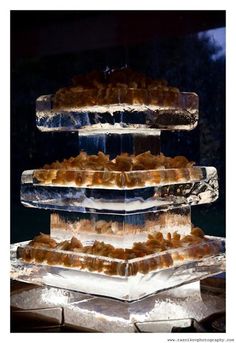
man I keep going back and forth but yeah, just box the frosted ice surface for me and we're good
[63,282,225,332]
[11,286,90,309]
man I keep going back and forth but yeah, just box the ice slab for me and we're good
[36,92,198,133]
[21,167,218,213]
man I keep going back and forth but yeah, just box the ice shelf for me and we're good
[36,92,198,133]
[20,166,218,213]
[12,236,225,301]
[23,166,209,189]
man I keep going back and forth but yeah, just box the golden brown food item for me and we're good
[17,227,222,277]
[34,151,196,188]
[56,240,71,250]
[28,233,57,249]
[41,151,194,172]
[53,68,181,110]
[191,226,205,238]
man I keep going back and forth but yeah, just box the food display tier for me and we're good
[21,167,218,214]
[11,236,225,301]
[50,206,191,248]
[22,166,215,190]
[36,92,198,132]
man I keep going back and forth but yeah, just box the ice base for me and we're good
[11,281,225,332]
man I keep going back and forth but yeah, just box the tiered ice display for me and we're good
[11,70,225,331]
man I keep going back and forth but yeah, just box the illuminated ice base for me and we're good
[11,281,225,332]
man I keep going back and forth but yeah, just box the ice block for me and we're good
[50,206,191,247]
[36,92,198,133]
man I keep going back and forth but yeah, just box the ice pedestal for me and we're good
[78,131,161,156]
[50,206,191,247]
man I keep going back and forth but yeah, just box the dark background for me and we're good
[11,10,225,243]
